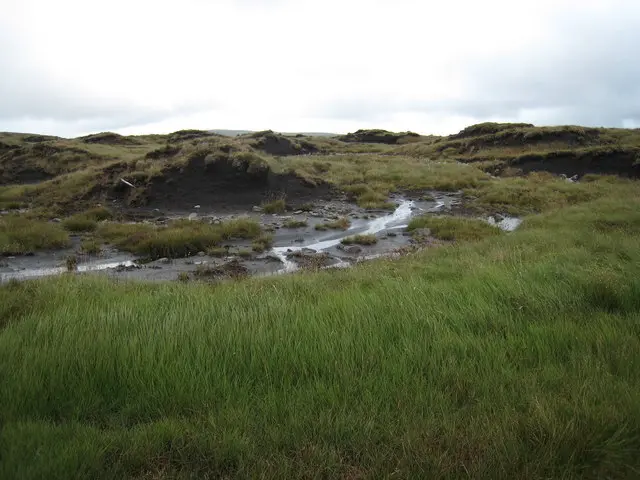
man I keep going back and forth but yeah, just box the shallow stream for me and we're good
[0,195,520,283]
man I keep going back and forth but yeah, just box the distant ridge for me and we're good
[210,129,338,137]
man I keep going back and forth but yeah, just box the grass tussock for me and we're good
[205,246,228,257]
[276,154,490,205]
[0,216,70,254]
[467,172,619,215]
[96,218,262,259]
[80,238,101,254]
[315,217,351,231]
[283,219,308,228]
[262,198,286,214]
[341,234,378,245]
[62,215,98,232]
[408,215,502,242]
[251,233,274,253]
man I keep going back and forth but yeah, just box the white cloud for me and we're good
[1,0,639,136]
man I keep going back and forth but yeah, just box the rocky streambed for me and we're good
[0,192,521,283]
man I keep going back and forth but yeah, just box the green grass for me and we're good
[283,219,308,228]
[0,216,70,254]
[177,271,190,282]
[251,233,274,253]
[1,190,640,477]
[80,238,101,254]
[2,125,640,477]
[275,154,490,207]
[408,216,503,242]
[315,217,351,231]
[466,172,621,215]
[340,234,378,245]
[206,246,228,257]
[62,215,98,232]
[96,218,262,259]
[261,198,286,214]
[217,217,262,239]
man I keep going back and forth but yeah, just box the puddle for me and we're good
[488,215,522,232]
[0,258,138,282]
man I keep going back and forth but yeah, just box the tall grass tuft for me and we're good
[408,215,502,242]
[0,216,70,254]
[96,218,263,259]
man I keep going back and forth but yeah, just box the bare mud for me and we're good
[0,192,520,283]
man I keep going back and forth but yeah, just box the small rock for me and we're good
[194,205,201,209]
[158,257,171,264]
[286,249,293,253]
[294,238,305,243]
[252,206,263,213]
[51,218,62,223]
[294,210,303,214]
[148,265,162,270]
[387,232,397,237]
[257,254,283,263]
[301,248,317,255]
[310,212,324,218]
[115,263,141,272]
[198,251,206,257]
[338,245,362,254]
[188,213,198,221]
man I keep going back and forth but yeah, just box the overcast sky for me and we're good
[1,0,639,137]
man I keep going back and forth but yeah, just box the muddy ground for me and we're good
[0,191,519,283]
